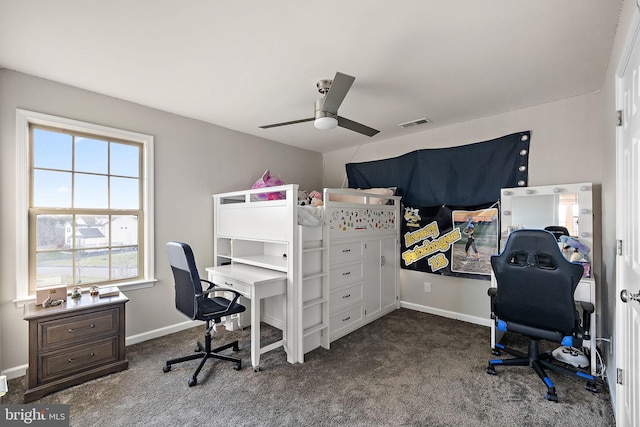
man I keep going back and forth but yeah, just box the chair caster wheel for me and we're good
[545,392,558,402]
[491,349,501,356]
[163,365,171,373]
[188,377,197,387]
[586,382,598,393]
[487,365,497,375]
[253,366,261,372]
[234,363,242,371]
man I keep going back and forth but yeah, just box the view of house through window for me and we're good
[30,125,143,291]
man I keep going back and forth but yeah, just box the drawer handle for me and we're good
[342,272,351,276]
[225,281,234,287]
[68,324,95,333]
[69,352,95,363]
[342,316,351,322]
[342,249,351,253]
[342,294,351,299]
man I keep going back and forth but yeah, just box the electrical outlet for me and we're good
[424,282,431,293]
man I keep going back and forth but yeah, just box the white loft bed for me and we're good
[211,184,401,364]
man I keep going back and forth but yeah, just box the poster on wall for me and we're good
[401,203,499,278]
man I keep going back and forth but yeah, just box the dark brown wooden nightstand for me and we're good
[23,291,128,403]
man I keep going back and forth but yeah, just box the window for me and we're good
[16,110,155,301]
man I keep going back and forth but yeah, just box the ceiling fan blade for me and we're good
[337,116,380,137]
[260,117,314,129]
[322,72,355,114]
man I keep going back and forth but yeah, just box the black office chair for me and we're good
[487,229,597,402]
[163,242,246,387]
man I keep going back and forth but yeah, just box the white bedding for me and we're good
[297,205,324,227]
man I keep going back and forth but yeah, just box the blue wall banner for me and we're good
[401,203,499,279]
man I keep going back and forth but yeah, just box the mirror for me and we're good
[511,192,580,236]
[500,182,593,262]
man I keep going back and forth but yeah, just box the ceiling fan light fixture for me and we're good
[314,116,338,130]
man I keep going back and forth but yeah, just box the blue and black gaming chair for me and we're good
[487,229,597,402]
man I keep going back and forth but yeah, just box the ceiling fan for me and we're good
[260,72,379,137]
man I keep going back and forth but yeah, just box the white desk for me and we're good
[206,264,287,371]
[490,276,597,375]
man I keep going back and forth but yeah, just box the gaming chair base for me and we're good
[487,339,598,402]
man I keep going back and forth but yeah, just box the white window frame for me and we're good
[15,109,156,304]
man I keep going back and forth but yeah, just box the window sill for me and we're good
[13,278,158,308]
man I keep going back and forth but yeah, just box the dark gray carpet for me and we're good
[4,309,615,426]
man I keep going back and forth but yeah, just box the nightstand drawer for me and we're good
[39,337,119,383]
[39,308,119,350]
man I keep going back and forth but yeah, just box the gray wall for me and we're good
[0,70,323,375]
[323,91,605,325]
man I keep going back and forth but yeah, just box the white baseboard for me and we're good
[4,307,487,381]
[401,301,492,328]
[125,320,201,346]
[1,364,29,381]
[2,320,208,381]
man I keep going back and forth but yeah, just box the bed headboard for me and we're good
[213,184,299,242]
[323,188,401,237]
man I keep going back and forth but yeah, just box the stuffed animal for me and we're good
[297,190,309,205]
[251,169,286,200]
[308,190,323,207]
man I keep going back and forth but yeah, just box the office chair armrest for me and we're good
[199,279,243,312]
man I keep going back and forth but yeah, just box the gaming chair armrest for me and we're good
[579,301,594,340]
[487,287,497,318]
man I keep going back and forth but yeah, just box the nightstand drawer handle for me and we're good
[342,249,351,253]
[342,316,351,322]
[68,352,94,363]
[342,272,351,276]
[342,294,351,299]
[68,324,95,333]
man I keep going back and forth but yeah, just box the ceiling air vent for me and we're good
[398,117,431,128]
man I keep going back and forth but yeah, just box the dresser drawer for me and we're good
[330,241,363,264]
[39,308,120,351]
[39,336,119,383]
[330,262,363,289]
[330,304,363,337]
[330,282,363,313]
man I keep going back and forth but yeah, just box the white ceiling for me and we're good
[0,1,623,153]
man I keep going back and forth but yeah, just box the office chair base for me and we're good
[163,339,242,387]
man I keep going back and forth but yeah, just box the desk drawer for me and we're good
[39,308,119,351]
[208,273,251,296]
[39,337,119,383]
[330,262,363,289]
[330,241,363,264]
[330,282,363,313]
